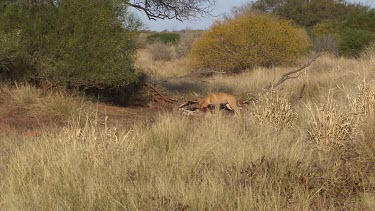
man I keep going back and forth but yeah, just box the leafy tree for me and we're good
[0,0,139,88]
[249,0,368,27]
[44,0,139,88]
[0,0,217,88]
[339,10,375,57]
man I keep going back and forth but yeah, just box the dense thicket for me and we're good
[339,10,375,57]
[0,0,140,88]
[251,0,367,27]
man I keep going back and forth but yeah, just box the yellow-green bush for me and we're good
[190,14,310,72]
[311,20,339,38]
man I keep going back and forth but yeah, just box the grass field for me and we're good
[0,50,375,210]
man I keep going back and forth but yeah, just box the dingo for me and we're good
[197,92,240,115]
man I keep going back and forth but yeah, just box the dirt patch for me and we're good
[0,102,160,135]
[92,103,162,128]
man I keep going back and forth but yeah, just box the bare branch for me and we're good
[265,53,321,90]
[178,100,199,109]
[145,83,179,104]
[125,0,215,21]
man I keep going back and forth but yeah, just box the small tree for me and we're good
[44,0,139,88]
[0,0,217,88]
[338,9,375,57]
[190,14,310,73]
[250,0,368,27]
[0,0,140,88]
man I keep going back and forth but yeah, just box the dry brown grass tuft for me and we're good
[0,113,313,210]
[251,89,296,128]
[135,48,191,78]
[306,90,358,147]
[0,83,84,126]
[352,79,375,116]
[1,104,374,210]
[148,41,176,61]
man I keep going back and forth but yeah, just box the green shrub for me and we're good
[44,0,139,88]
[190,14,310,72]
[311,20,339,38]
[251,0,368,27]
[338,10,375,57]
[0,31,33,81]
[146,32,180,44]
[0,0,139,88]
[339,28,375,57]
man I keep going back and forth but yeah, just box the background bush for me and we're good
[0,0,140,88]
[0,31,33,81]
[251,0,368,27]
[176,30,202,58]
[338,10,375,57]
[190,14,310,72]
[310,21,340,55]
[149,41,175,61]
[248,0,374,57]
[146,32,180,44]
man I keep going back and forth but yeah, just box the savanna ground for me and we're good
[1,44,375,210]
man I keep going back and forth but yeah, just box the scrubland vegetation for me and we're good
[190,14,310,72]
[1,53,375,210]
[1,0,375,210]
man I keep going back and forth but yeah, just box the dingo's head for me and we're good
[194,92,208,112]
[197,97,208,112]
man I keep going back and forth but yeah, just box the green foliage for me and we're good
[0,31,33,81]
[339,10,375,57]
[250,0,374,56]
[0,0,140,88]
[146,32,180,44]
[339,28,375,57]
[190,14,310,72]
[311,20,339,38]
[252,0,368,27]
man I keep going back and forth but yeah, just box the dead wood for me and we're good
[265,54,321,90]
[145,83,179,105]
[298,84,307,100]
[178,100,199,109]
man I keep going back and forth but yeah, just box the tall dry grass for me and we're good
[1,54,375,210]
[0,83,85,123]
[135,48,192,79]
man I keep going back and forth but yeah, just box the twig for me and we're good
[178,100,198,109]
[145,83,178,104]
[298,84,307,100]
[265,53,321,90]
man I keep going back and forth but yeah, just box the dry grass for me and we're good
[135,48,191,79]
[1,53,375,210]
[0,83,85,125]
[135,30,201,79]
[148,41,176,61]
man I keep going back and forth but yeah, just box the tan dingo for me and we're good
[197,92,240,115]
